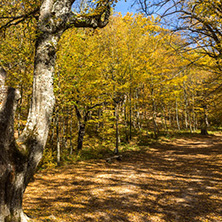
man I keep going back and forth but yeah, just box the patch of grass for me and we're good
[40,128,222,170]
[120,143,141,152]
[76,144,113,161]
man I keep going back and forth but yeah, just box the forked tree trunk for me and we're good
[0,0,111,220]
[0,31,59,221]
[0,2,62,217]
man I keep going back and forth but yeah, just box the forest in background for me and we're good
[0,1,222,221]
[1,10,222,167]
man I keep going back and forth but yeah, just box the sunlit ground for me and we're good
[24,134,222,222]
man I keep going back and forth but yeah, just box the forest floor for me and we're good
[23,133,222,222]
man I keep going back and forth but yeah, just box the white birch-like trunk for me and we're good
[0,0,111,220]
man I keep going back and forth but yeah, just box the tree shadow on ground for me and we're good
[23,134,222,222]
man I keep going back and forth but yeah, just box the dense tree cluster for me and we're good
[0,0,221,220]
[5,13,220,165]
[52,14,221,155]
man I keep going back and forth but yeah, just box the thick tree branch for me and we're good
[66,1,111,29]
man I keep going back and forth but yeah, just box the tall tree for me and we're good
[0,0,112,220]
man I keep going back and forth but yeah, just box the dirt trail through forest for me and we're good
[24,134,222,222]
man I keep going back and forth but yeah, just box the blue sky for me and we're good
[113,0,138,15]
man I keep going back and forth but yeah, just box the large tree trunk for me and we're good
[20,32,59,175]
[0,0,111,220]
[0,11,60,221]
[0,34,58,221]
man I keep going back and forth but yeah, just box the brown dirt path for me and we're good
[23,134,222,222]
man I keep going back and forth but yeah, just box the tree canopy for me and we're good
[0,0,222,221]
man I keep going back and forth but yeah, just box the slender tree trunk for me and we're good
[77,121,86,151]
[49,113,56,146]
[184,102,188,129]
[17,85,23,137]
[192,94,197,131]
[201,105,209,135]
[62,108,67,149]
[57,134,61,165]
[183,85,188,130]
[56,111,61,165]
[152,105,158,138]
[168,107,172,127]
[175,98,180,131]
[75,102,104,151]
[135,89,141,130]
[69,108,73,155]
[161,104,168,133]
[115,103,119,154]
[151,88,158,138]
[188,113,193,133]
[123,96,129,143]
[75,105,88,151]
[194,113,198,131]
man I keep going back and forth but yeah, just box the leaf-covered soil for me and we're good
[23,134,222,222]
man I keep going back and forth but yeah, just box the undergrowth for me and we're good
[39,129,222,170]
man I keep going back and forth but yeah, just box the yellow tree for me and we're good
[56,27,112,152]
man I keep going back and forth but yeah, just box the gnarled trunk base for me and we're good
[0,209,30,222]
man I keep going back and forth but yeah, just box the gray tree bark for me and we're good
[0,0,112,220]
[115,103,119,154]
